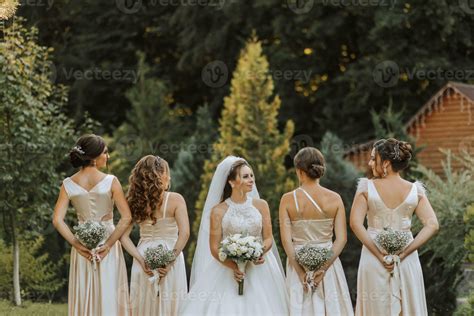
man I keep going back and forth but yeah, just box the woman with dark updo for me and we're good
[52,134,132,315]
[350,138,439,315]
[279,147,353,315]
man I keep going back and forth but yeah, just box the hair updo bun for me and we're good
[373,138,413,172]
[69,134,106,168]
[294,147,325,179]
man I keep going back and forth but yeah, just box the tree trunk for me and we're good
[11,211,21,306]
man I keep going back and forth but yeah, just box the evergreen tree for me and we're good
[110,52,188,183]
[319,132,362,299]
[414,151,474,314]
[0,17,76,305]
[187,36,295,264]
[172,104,217,232]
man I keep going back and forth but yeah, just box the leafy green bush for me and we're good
[414,151,474,314]
[0,237,65,302]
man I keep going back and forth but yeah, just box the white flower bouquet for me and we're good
[73,220,107,269]
[375,227,411,275]
[218,233,264,295]
[144,244,176,296]
[295,244,332,291]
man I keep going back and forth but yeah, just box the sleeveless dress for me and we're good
[63,174,130,316]
[355,178,428,316]
[286,188,353,316]
[129,192,187,315]
[181,195,289,315]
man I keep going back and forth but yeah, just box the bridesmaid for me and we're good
[350,138,439,316]
[52,134,132,316]
[280,147,353,315]
[120,155,189,316]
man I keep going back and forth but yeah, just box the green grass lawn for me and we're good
[0,300,67,316]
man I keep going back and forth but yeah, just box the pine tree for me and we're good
[319,132,362,297]
[172,104,217,251]
[110,52,187,183]
[187,36,295,264]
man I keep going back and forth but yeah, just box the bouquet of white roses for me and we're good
[375,227,411,276]
[144,244,176,296]
[74,220,107,269]
[218,233,264,295]
[295,244,332,292]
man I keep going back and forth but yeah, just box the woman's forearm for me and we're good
[351,223,383,260]
[325,237,346,269]
[172,231,190,256]
[402,226,438,258]
[120,234,143,262]
[104,216,132,248]
[53,219,79,248]
[263,237,273,255]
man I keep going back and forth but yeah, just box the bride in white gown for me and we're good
[181,156,289,315]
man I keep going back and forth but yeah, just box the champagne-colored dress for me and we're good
[286,188,354,316]
[130,192,187,316]
[355,178,428,316]
[63,174,130,316]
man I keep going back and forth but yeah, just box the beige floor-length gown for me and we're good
[63,174,130,316]
[129,192,187,315]
[355,178,428,316]
[286,188,354,316]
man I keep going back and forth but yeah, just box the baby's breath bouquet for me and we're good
[144,244,175,296]
[296,244,332,292]
[375,227,411,276]
[218,233,264,295]
[73,220,107,269]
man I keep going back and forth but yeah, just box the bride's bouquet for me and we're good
[375,227,411,276]
[295,244,332,292]
[144,244,176,296]
[218,233,264,295]
[73,220,107,269]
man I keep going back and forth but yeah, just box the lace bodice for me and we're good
[222,196,262,238]
[356,178,425,231]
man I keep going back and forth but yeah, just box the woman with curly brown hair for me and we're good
[120,155,189,316]
[350,138,439,316]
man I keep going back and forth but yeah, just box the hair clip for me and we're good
[393,142,401,161]
[72,145,85,155]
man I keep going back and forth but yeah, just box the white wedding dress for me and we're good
[180,156,289,316]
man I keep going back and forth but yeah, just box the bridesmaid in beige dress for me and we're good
[53,134,132,316]
[120,155,189,316]
[280,147,354,315]
[350,138,439,316]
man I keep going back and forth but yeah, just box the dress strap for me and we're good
[292,190,300,213]
[162,192,170,218]
[297,188,325,217]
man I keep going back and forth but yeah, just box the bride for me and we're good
[181,156,289,315]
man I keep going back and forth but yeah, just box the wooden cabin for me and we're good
[345,82,474,175]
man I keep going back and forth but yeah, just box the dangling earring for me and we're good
[92,160,97,167]
[383,167,388,178]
